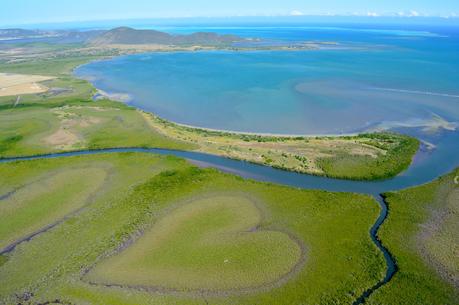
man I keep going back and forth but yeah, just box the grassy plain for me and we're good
[0,153,384,305]
[368,168,459,305]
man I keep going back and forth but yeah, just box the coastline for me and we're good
[151,114,360,138]
[75,63,362,139]
[73,50,457,139]
[0,54,423,182]
[70,55,422,181]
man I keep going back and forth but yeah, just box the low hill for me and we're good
[88,27,244,45]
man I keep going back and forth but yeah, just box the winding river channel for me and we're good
[1,132,458,303]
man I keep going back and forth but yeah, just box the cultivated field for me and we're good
[0,153,384,305]
[368,168,459,304]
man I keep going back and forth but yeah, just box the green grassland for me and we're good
[368,168,459,305]
[0,54,100,76]
[0,153,385,305]
[0,100,193,157]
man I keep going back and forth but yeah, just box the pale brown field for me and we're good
[0,73,54,97]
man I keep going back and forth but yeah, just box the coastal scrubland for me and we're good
[368,168,459,305]
[144,113,419,180]
[0,153,384,305]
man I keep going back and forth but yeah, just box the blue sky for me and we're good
[1,0,459,26]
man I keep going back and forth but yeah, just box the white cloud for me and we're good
[366,11,379,17]
[346,11,379,17]
[440,13,459,19]
[397,10,422,17]
[289,10,305,16]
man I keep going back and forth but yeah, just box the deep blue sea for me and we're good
[75,25,459,137]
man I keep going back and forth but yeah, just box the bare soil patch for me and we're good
[44,128,80,149]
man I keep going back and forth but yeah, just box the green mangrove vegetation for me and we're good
[0,153,384,304]
[315,133,420,180]
[368,168,459,305]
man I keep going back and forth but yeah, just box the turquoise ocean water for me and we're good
[75,25,459,136]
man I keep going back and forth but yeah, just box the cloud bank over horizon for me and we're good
[1,0,458,27]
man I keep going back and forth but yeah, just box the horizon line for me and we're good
[3,14,459,29]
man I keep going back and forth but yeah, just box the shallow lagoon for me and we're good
[75,25,459,135]
[75,25,459,178]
